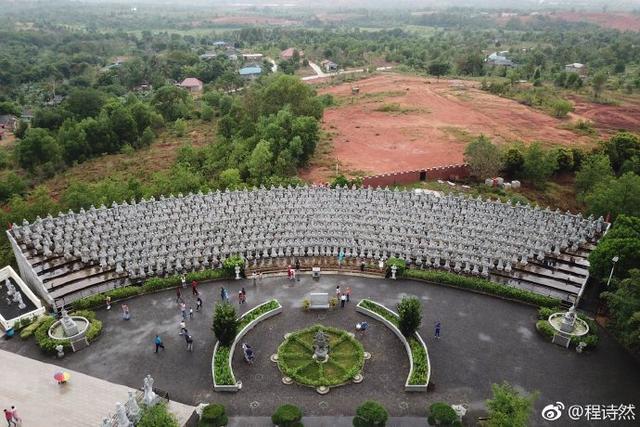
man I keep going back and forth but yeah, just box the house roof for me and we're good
[239,66,262,75]
[0,115,17,125]
[566,63,585,68]
[179,78,203,88]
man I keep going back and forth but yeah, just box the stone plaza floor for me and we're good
[1,273,639,426]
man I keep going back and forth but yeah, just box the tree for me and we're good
[58,119,89,164]
[64,88,107,119]
[397,296,422,337]
[140,127,155,147]
[212,303,237,347]
[16,128,62,171]
[584,172,640,219]
[574,154,614,197]
[427,62,451,79]
[591,71,608,99]
[201,104,214,121]
[603,132,640,174]
[0,172,27,203]
[600,269,640,356]
[218,168,242,190]
[353,401,388,427]
[486,382,537,427]
[248,140,273,183]
[106,104,138,147]
[501,146,525,179]
[551,99,572,118]
[522,143,557,189]
[552,147,574,173]
[463,135,502,180]
[588,216,640,282]
[152,85,192,121]
[174,118,187,137]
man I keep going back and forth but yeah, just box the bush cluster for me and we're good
[33,310,103,353]
[428,402,461,426]
[405,269,560,308]
[353,401,388,427]
[138,403,179,427]
[272,404,303,427]
[19,315,48,339]
[397,296,422,337]
[535,307,599,350]
[199,403,228,427]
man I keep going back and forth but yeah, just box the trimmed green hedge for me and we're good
[73,268,231,310]
[33,310,103,353]
[272,404,303,427]
[428,402,461,427]
[405,269,561,308]
[353,401,388,427]
[19,315,48,339]
[199,404,228,427]
[138,403,179,427]
[237,299,280,331]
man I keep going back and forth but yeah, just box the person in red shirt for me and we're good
[191,280,199,296]
[3,409,16,427]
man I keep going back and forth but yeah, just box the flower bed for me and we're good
[405,269,561,308]
[212,299,282,391]
[356,299,430,390]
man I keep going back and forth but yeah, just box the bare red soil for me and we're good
[570,96,640,134]
[301,74,595,183]
[553,12,640,32]
[205,15,300,26]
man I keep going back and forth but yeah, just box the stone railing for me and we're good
[212,299,282,392]
[356,299,430,391]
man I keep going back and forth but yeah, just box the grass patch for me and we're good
[373,103,421,114]
[277,324,364,387]
[440,126,476,143]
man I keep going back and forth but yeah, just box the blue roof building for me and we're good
[239,65,262,78]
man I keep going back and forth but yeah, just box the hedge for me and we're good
[272,404,303,427]
[353,401,388,427]
[33,310,103,353]
[428,402,461,427]
[73,268,231,310]
[199,403,228,427]
[236,299,280,331]
[405,269,561,308]
[138,403,179,427]
[19,315,48,339]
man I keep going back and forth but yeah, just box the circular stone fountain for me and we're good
[276,324,365,393]
[548,305,589,348]
[48,309,90,352]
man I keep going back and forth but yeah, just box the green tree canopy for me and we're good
[589,215,640,281]
[584,172,640,219]
[16,128,62,171]
[522,143,557,189]
[575,154,614,197]
[486,382,538,427]
[591,71,608,98]
[397,296,422,337]
[463,135,502,180]
[603,132,640,174]
[601,269,640,357]
[212,302,237,347]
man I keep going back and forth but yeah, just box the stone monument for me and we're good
[126,391,141,422]
[390,264,397,279]
[13,290,26,310]
[115,402,132,427]
[101,417,113,427]
[234,265,241,280]
[60,309,79,336]
[143,374,157,406]
[313,330,330,362]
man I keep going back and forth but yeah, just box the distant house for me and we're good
[486,51,515,67]
[133,82,152,92]
[239,65,262,79]
[178,78,204,93]
[321,60,338,73]
[280,48,304,61]
[20,110,34,123]
[212,41,227,47]
[199,52,218,60]
[45,95,65,106]
[242,53,263,61]
[0,114,18,132]
[565,63,588,77]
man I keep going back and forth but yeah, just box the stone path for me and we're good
[0,349,194,426]
[1,273,639,426]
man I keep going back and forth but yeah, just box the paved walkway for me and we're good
[0,349,194,426]
[1,274,639,426]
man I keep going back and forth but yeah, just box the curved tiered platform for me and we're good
[7,186,606,307]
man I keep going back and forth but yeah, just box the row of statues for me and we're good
[12,186,604,284]
[3,278,26,310]
[101,374,156,427]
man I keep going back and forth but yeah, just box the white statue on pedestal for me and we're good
[13,290,26,310]
[143,374,157,406]
[126,391,140,420]
[115,402,132,427]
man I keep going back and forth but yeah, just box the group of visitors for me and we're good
[3,406,21,427]
[335,285,352,308]
[154,281,205,354]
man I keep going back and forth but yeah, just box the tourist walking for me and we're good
[252,271,257,286]
[335,285,341,298]
[238,290,244,305]
[345,287,352,303]
[3,409,16,427]
[295,258,300,272]
[241,287,246,304]
[154,335,165,353]
[180,302,187,320]
[10,407,20,424]
[220,287,226,302]
[287,265,293,280]
[434,321,441,339]
[122,304,130,320]
[185,334,194,352]
[176,287,182,303]
[105,295,111,310]
[181,274,186,288]
[196,297,203,312]
[189,307,193,319]
[191,280,199,296]
[340,293,346,308]
[179,320,187,336]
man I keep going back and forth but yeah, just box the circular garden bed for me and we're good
[276,324,365,390]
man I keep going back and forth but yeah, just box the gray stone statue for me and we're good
[115,402,132,427]
[313,330,330,362]
[60,309,79,336]
[126,391,141,421]
[13,290,26,310]
[101,416,113,427]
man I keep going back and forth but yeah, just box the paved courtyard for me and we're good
[1,274,639,426]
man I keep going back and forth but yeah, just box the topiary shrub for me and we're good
[199,403,228,427]
[428,402,461,426]
[397,296,422,337]
[212,303,238,346]
[385,257,406,276]
[353,401,388,427]
[271,404,303,427]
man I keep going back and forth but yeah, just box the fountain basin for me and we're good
[548,313,589,337]
[48,316,90,341]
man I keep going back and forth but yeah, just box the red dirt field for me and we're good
[300,74,596,183]
[553,12,640,32]
[570,96,640,135]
